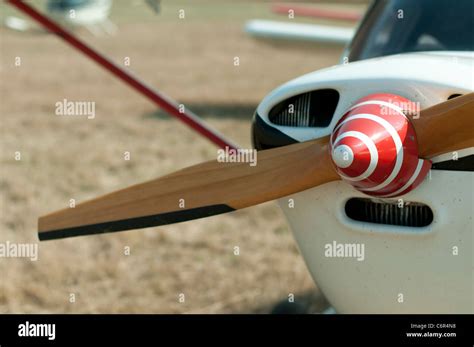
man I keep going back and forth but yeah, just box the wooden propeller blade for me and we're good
[38,92,474,241]
[416,93,474,158]
[38,137,338,240]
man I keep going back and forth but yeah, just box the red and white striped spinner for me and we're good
[329,93,431,198]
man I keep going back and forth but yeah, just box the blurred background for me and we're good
[0,0,368,313]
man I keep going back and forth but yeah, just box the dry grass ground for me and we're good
[0,1,366,313]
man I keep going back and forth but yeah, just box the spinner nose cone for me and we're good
[329,93,431,197]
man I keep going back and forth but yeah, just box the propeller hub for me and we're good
[329,93,431,198]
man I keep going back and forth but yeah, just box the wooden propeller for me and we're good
[38,93,474,241]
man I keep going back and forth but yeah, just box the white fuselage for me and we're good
[257,52,474,313]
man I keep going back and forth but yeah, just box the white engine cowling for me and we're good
[253,52,474,313]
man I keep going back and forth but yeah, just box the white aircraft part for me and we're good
[245,20,354,45]
[256,52,474,313]
[49,0,113,27]
[279,169,473,313]
[257,52,474,143]
[4,16,30,32]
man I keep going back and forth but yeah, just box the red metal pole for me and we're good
[272,4,361,22]
[6,0,239,150]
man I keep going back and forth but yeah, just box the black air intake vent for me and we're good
[345,198,433,227]
[270,92,311,126]
[431,154,474,171]
[268,89,339,127]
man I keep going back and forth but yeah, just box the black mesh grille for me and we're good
[345,198,433,227]
[269,92,312,126]
[268,89,339,127]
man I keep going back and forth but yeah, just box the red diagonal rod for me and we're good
[6,0,239,150]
